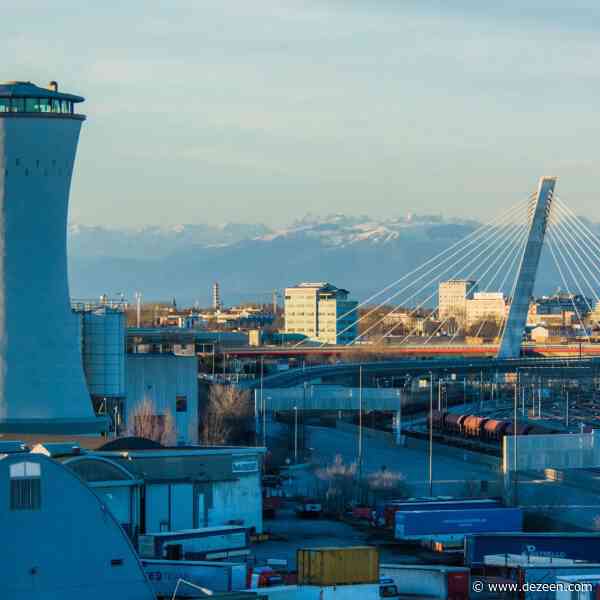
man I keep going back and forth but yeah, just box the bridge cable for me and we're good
[547,226,595,335]
[394,220,528,346]
[420,222,530,346]
[316,202,529,347]
[548,207,600,326]
[472,224,529,340]
[554,199,600,267]
[372,216,529,346]
[546,231,591,342]
[294,195,532,347]
[494,225,531,343]
[552,199,600,297]
[352,216,526,345]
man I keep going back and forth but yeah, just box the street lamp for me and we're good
[260,356,265,447]
[357,365,364,481]
[293,405,298,463]
[429,370,433,496]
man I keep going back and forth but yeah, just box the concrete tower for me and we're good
[497,176,557,359]
[0,81,106,433]
[212,281,222,310]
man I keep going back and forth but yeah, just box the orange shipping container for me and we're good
[297,546,379,586]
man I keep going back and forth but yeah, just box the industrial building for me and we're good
[535,293,592,316]
[126,353,199,444]
[0,448,154,600]
[284,282,358,344]
[73,299,128,431]
[0,81,105,434]
[53,442,265,537]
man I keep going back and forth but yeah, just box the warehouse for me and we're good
[126,353,199,444]
[0,447,154,600]
[58,441,265,540]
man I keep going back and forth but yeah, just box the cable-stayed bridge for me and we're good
[241,176,600,394]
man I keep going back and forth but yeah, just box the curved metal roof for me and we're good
[0,80,84,103]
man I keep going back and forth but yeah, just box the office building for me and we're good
[465,292,507,328]
[0,81,105,434]
[284,282,358,344]
[438,279,476,326]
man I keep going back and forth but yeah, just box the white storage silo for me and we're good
[81,306,126,399]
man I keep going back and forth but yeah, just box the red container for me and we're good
[483,419,510,440]
[462,415,488,437]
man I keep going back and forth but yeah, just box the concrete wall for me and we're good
[209,472,262,533]
[0,114,102,432]
[263,385,403,411]
[0,453,153,600]
[126,354,199,444]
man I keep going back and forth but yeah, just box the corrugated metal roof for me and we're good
[0,80,84,102]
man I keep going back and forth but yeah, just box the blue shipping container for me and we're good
[375,498,502,525]
[394,508,522,539]
[465,532,600,566]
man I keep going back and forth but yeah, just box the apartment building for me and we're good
[438,279,476,325]
[284,282,358,345]
[465,292,507,328]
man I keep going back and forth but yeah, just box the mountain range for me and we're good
[67,213,594,306]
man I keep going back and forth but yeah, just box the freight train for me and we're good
[429,410,559,443]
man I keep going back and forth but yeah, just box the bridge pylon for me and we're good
[497,176,557,359]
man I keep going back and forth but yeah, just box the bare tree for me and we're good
[127,397,176,445]
[201,385,252,445]
[315,454,358,515]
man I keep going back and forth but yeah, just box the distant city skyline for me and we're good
[4,1,600,227]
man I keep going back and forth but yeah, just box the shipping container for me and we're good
[505,422,532,435]
[465,533,600,567]
[138,526,249,560]
[512,565,600,600]
[253,584,381,600]
[297,547,379,586]
[483,419,510,440]
[445,413,467,433]
[555,574,600,600]
[429,410,445,430]
[211,593,260,600]
[380,564,469,600]
[142,559,248,598]
[463,415,488,437]
[395,507,522,540]
[378,497,502,528]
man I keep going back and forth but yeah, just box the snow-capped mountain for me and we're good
[66,213,574,305]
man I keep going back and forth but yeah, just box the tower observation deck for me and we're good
[0,81,106,433]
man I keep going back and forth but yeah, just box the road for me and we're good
[254,506,444,568]
[307,425,497,486]
[304,425,600,530]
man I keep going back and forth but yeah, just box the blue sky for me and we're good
[2,1,599,227]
